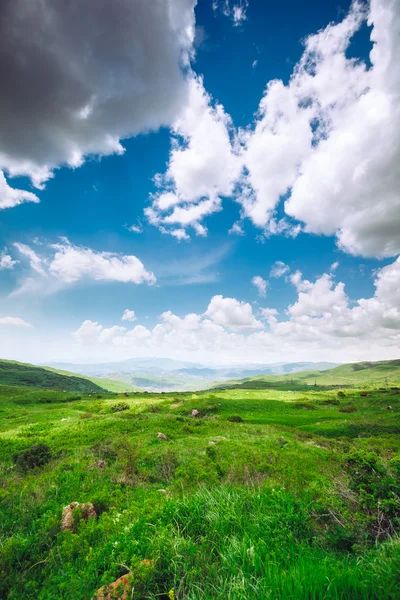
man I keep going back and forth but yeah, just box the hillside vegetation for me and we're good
[0,360,106,393]
[215,359,400,390]
[0,377,399,599]
[43,367,138,393]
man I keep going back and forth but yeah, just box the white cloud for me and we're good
[0,316,32,328]
[228,221,244,236]
[122,309,136,323]
[270,261,289,278]
[213,0,249,25]
[0,171,39,210]
[12,238,155,294]
[146,77,242,238]
[205,294,263,331]
[288,272,348,318]
[14,243,47,276]
[0,0,196,190]
[126,223,143,234]
[0,251,18,270]
[70,257,400,364]
[251,275,268,297]
[330,261,340,272]
[238,0,400,258]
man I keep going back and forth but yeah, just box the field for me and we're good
[0,381,399,599]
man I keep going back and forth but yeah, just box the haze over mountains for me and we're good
[43,358,339,392]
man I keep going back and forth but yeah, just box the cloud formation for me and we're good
[12,238,155,294]
[0,0,196,192]
[0,316,31,328]
[251,275,268,297]
[146,77,242,238]
[72,256,400,363]
[122,309,136,323]
[0,251,18,270]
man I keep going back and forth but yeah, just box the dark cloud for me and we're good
[0,0,196,185]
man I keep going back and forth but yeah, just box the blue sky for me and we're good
[0,0,399,365]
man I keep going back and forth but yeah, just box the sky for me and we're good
[0,0,399,366]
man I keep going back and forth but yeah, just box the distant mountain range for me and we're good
[42,358,339,392]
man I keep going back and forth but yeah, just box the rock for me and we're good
[91,561,154,600]
[91,574,132,600]
[208,441,216,445]
[157,432,168,441]
[62,502,97,532]
[387,405,393,410]
[191,409,200,418]
[157,488,167,493]
[88,460,106,470]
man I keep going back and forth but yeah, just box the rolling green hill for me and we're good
[213,359,400,390]
[42,366,138,393]
[0,359,106,393]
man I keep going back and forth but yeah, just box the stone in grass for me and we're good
[91,574,131,600]
[227,415,243,423]
[91,560,154,600]
[157,432,168,441]
[192,409,200,418]
[387,405,393,410]
[62,502,97,532]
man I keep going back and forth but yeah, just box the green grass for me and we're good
[0,383,399,599]
[215,359,400,390]
[0,359,106,393]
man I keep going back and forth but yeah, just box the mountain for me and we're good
[42,358,339,392]
[213,359,400,390]
[0,359,106,393]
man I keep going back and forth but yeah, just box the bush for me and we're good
[293,403,315,410]
[13,443,52,471]
[337,391,346,398]
[227,415,243,423]
[110,402,129,412]
[339,405,357,413]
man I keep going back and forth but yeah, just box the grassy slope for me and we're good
[0,359,106,393]
[43,366,138,393]
[215,359,400,389]
[0,383,399,598]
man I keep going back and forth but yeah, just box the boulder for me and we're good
[157,432,168,441]
[191,409,200,418]
[387,405,393,410]
[62,502,96,532]
[91,574,132,600]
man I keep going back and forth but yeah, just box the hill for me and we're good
[42,366,138,393]
[213,359,400,390]
[0,359,106,393]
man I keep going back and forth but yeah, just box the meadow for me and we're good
[0,382,399,599]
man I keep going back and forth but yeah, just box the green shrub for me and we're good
[227,415,243,423]
[13,443,52,471]
[110,402,129,412]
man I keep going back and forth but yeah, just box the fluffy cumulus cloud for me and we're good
[0,316,31,327]
[145,77,242,238]
[121,309,136,323]
[240,0,400,258]
[0,251,18,270]
[71,257,400,363]
[251,275,268,297]
[11,238,155,295]
[0,0,196,199]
